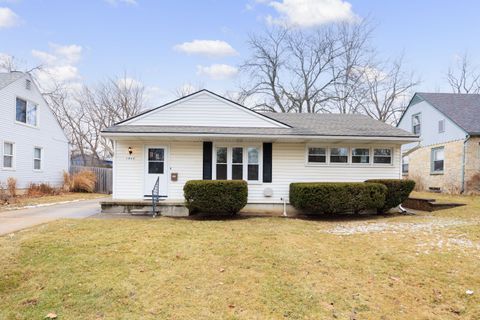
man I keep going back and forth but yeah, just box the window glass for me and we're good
[351,148,370,164]
[402,156,409,173]
[247,147,259,180]
[412,114,421,134]
[438,119,445,133]
[308,147,326,163]
[432,147,444,172]
[16,98,27,123]
[216,147,227,180]
[373,148,392,164]
[33,148,42,170]
[330,147,348,163]
[27,103,37,126]
[3,142,13,168]
[232,147,243,180]
[148,148,164,174]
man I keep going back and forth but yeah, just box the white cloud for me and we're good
[104,0,137,6]
[0,7,20,29]
[266,0,359,27]
[196,64,238,80]
[174,40,237,57]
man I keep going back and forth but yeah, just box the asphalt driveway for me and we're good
[0,197,107,236]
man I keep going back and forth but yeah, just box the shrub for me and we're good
[466,173,480,194]
[27,183,58,197]
[289,182,387,214]
[184,180,248,215]
[6,177,16,198]
[365,179,415,212]
[63,171,72,191]
[70,170,96,193]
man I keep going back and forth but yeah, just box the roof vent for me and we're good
[25,79,31,90]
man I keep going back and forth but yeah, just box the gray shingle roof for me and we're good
[416,92,480,135]
[0,71,24,90]
[103,113,416,138]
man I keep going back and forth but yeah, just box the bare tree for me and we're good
[359,55,419,124]
[173,82,204,98]
[447,53,480,93]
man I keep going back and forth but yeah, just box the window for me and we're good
[147,148,164,174]
[373,148,392,164]
[402,156,409,174]
[431,147,444,173]
[307,147,326,163]
[412,113,421,135]
[26,79,31,90]
[330,147,348,163]
[3,142,14,169]
[16,97,38,126]
[33,147,42,170]
[232,147,243,180]
[247,147,259,181]
[351,148,370,164]
[438,119,445,133]
[216,147,227,180]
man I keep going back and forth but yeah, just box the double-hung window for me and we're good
[16,97,38,126]
[431,147,444,173]
[402,156,409,174]
[307,147,327,164]
[330,147,348,163]
[373,148,392,164]
[34,147,42,170]
[214,146,260,182]
[412,113,421,135]
[351,148,370,164]
[3,142,14,169]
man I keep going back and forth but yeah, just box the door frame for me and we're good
[143,144,169,198]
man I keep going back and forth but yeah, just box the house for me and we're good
[70,153,112,168]
[397,92,480,193]
[0,71,69,189]
[101,90,418,214]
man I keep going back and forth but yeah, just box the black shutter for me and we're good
[203,141,213,180]
[263,142,272,183]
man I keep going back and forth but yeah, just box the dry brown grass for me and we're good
[0,192,105,212]
[6,177,16,198]
[68,170,97,193]
[0,194,479,319]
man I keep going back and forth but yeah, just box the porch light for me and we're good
[128,147,133,155]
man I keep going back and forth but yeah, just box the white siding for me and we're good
[397,100,467,151]
[0,74,69,188]
[113,139,401,204]
[125,91,284,128]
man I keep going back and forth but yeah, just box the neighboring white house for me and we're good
[397,92,480,193]
[102,90,418,211]
[0,71,69,189]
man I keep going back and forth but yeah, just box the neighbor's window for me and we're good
[402,156,409,174]
[412,113,421,135]
[431,147,444,173]
[307,147,327,163]
[16,97,38,126]
[3,142,14,169]
[247,147,259,181]
[373,148,392,164]
[216,147,228,180]
[438,119,445,133]
[330,147,348,163]
[232,147,243,180]
[351,148,370,164]
[33,147,42,170]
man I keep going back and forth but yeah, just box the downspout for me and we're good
[461,135,470,194]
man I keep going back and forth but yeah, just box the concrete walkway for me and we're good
[0,197,107,236]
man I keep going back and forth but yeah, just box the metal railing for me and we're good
[151,177,160,217]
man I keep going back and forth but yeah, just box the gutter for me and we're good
[461,134,470,194]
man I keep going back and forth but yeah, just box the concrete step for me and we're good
[130,209,160,216]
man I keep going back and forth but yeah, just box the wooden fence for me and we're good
[70,166,113,194]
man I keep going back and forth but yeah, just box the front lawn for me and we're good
[1,193,479,319]
[0,193,106,212]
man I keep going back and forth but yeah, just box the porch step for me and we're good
[130,209,160,216]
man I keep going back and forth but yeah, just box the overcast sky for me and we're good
[1,0,479,107]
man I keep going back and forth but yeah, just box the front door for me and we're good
[144,146,168,198]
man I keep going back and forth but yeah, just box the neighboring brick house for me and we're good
[397,92,480,193]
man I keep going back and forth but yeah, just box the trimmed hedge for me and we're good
[184,180,248,215]
[289,182,387,214]
[365,179,416,212]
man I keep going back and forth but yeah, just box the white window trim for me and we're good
[305,144,395,168]
[212,143,263,184]
[15,96,40,129]
[33,146,43,172]
[2,141,15,171]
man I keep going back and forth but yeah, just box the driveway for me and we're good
[0,197,107,236]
